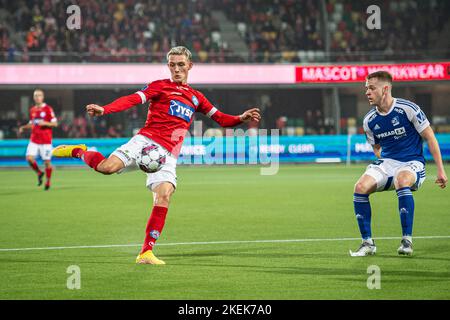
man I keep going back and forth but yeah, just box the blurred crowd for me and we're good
[217,0,324,63]
[0,0,237,63]
[0,0,449,63]
[326,0,450,61]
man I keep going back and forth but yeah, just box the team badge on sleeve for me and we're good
[192,95,199,106]
[417,110,427,124]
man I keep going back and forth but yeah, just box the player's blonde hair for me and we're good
[166,46,192,62]
[33,88,44,96]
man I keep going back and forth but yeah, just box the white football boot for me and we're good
[349,240,376,257]
[397,238,413,256]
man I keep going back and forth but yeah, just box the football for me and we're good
[136,144,166,173]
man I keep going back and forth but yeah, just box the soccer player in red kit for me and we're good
[52,46,261,264]
[19,89,58,190]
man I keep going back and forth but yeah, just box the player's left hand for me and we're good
[435,171,448,189]
[240,107,261,123]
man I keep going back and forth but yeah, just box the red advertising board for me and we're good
[296,62,450,83]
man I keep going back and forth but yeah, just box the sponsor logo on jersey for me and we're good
[192,95,199,106]
[394,107,404,114]
[391,116,400,126]
[40,111,46,118]
[169,100,195,122]
[375,126,406,139]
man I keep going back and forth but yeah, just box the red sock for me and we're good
[29,160,42,175]
[140,206,168,254]
[72,148,105,171]
[45,167,52,186]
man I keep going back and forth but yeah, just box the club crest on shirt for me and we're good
[40,111,46,118]
[391,116,400,126]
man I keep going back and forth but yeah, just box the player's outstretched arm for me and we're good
[421,126,448,188]
[86,93,143,117]
[210,107,261,127]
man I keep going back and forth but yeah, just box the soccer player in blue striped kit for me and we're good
[350,71,447,257]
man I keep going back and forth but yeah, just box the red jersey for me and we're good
[29,103,57,144]
[103,79,242,157]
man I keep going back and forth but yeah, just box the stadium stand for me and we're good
[1,0,449,63]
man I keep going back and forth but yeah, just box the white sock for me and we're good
[364,238,374,245]
[403,236,412,243]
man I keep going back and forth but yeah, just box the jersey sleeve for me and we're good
[404,104,430,134]
[196,93,242,127]
[103,83,160,115]
[135,81,163,104]
[363,117,377,145]
[195,92,216,117]
[47,106,57,122]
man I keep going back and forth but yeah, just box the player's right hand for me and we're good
[435,171,448,189]
[86,104,104,117]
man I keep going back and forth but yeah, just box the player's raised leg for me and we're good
[52,144,125,175]
[350,174,378,257]
[136,182,174,265]
[394,169,417,256]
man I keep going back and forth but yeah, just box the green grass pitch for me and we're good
[0,164,449,299]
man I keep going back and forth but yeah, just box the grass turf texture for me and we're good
[0,164,449,300]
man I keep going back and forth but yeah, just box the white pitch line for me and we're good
[0,235,449,252]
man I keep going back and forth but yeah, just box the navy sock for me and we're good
[353,193,372,240]
[396,187,415,236]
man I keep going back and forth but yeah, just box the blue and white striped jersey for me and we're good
[363,98,430,163]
